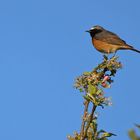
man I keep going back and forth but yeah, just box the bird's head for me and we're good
[86,25,104,37]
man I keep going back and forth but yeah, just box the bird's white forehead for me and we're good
[90,27,95,30]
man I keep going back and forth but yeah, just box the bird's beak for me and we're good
[85,30,90,33]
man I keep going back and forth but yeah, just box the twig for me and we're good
[82,104,97,140]
[80,100,90,140]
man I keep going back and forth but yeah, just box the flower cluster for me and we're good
[74,55,122,107]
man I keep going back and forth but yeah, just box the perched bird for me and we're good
[86,25,140,54]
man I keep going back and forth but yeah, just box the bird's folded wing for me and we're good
[95,30,127,46]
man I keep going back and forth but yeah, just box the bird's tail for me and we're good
[121,45,140,53]
[130,48,140,53]
[128,45,140,53]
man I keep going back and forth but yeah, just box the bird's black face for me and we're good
[86,25,104,37]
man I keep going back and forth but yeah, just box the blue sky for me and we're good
[0,0,140,140]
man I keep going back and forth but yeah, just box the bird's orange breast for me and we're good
[92,38,121,53]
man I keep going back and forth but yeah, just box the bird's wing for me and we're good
[95,30,127,46]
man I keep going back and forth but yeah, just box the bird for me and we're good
[86,25,140,54]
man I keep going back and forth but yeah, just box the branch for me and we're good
[80,100,90,139]
[68,56,122,140]
[82,104,97,140]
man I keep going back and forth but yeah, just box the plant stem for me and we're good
[80,100,90,140]
[82,104,97,140]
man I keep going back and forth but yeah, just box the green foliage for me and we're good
[68,56,122,140]
[128,124,140,140]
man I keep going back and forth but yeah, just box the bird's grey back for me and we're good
[94,30,127,46]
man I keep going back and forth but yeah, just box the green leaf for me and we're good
[79,88,83,92]
[83,72,91,76]
[101,132,117,138]
[83,95,90,101]
[128,130,138,140]
[97,129,106,135]
[96,89,102,95]
[88,84,97,95]
[128,125,140,140]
